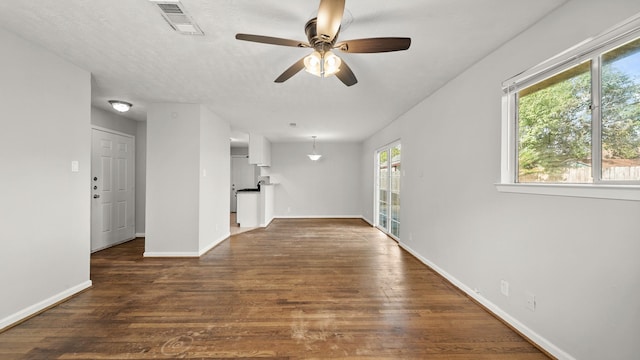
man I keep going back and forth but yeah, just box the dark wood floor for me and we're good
[0,218,550,359]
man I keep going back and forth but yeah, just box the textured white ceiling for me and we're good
[0,0,567,142]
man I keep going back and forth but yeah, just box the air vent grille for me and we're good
[150,0,204,35]
[157,4,182,14]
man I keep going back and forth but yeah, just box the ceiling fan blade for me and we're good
[275,57,307,83]
[316,0,345,42]
[235,34,310,48]
[335,37,411,53]
[335,60,357,86]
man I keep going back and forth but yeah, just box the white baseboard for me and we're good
[199,232,231,256]
[275,215,365,219]
[259,216,275,228]
[135,233,145,238]
[360,216,374,226]
[143,251,200,257]
[0,280,92,331]
[91,236,136,253]
[144,232,231,258]
[398,242,575,360]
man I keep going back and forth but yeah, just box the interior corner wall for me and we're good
[0,27,92,328]
[135,121,146,236]
[270,142,362,218]
[360,121,402,225]
[198,105,230,253]
[145,103,200,255]
[362,1,640,359]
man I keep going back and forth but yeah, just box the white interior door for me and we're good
[230,155,257,212]
[91,129,135,252]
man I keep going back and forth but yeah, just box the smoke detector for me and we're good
[149,0,204,35]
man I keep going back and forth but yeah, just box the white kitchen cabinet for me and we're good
[248,133,271,167]
[236,185,275,228]
[236,192,259,227]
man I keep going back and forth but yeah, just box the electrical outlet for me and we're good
[526,292,536,311]
[500,280,509,296]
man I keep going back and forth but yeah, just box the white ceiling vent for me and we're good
[150,0,204,35]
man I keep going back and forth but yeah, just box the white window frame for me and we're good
[497,13,640,201]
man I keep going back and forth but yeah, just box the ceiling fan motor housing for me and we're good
[305,18,338,53]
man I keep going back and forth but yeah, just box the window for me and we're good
[499,15,640,200]
[517,61,593,183]
[601,39,640,181]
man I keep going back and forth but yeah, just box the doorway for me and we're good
[230,154,258,213]
[91,128,135,252]
[375,142,401,240]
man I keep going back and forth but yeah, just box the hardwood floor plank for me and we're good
[0,219,551,359]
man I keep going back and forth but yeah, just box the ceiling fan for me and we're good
[235,0,411,86]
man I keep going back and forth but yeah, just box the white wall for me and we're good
[0,27,92,329]
[90,106,147,236]
[198,106,230,253]
[361,121,402,224]
[91,106,137,135]
[231,146,249,156]
[135,121,146,235]
[270,142,362,217]
[146,104,201,255]
[146,103,229,256]
[363,1,640,359]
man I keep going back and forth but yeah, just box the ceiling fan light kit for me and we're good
[304,50,342,78]
[235,0,411,86]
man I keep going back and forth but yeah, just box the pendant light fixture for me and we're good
[307,136,322,161]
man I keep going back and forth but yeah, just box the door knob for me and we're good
[93,194,100,199]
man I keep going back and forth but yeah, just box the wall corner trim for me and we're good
[198,232,231,256]
[398,242,576,360]
[0,280,93,331]
[360,216,374,227]
[259,217,275,228]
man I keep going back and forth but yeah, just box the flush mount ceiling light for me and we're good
[307,136,322,161]
[108,100,132,113]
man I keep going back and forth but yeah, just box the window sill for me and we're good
[495,183,640,201]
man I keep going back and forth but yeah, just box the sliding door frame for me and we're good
[374,140,401,241]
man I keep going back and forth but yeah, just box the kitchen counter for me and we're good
[236,184,274,228]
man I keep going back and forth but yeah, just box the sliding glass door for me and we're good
[375,142,401,239]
